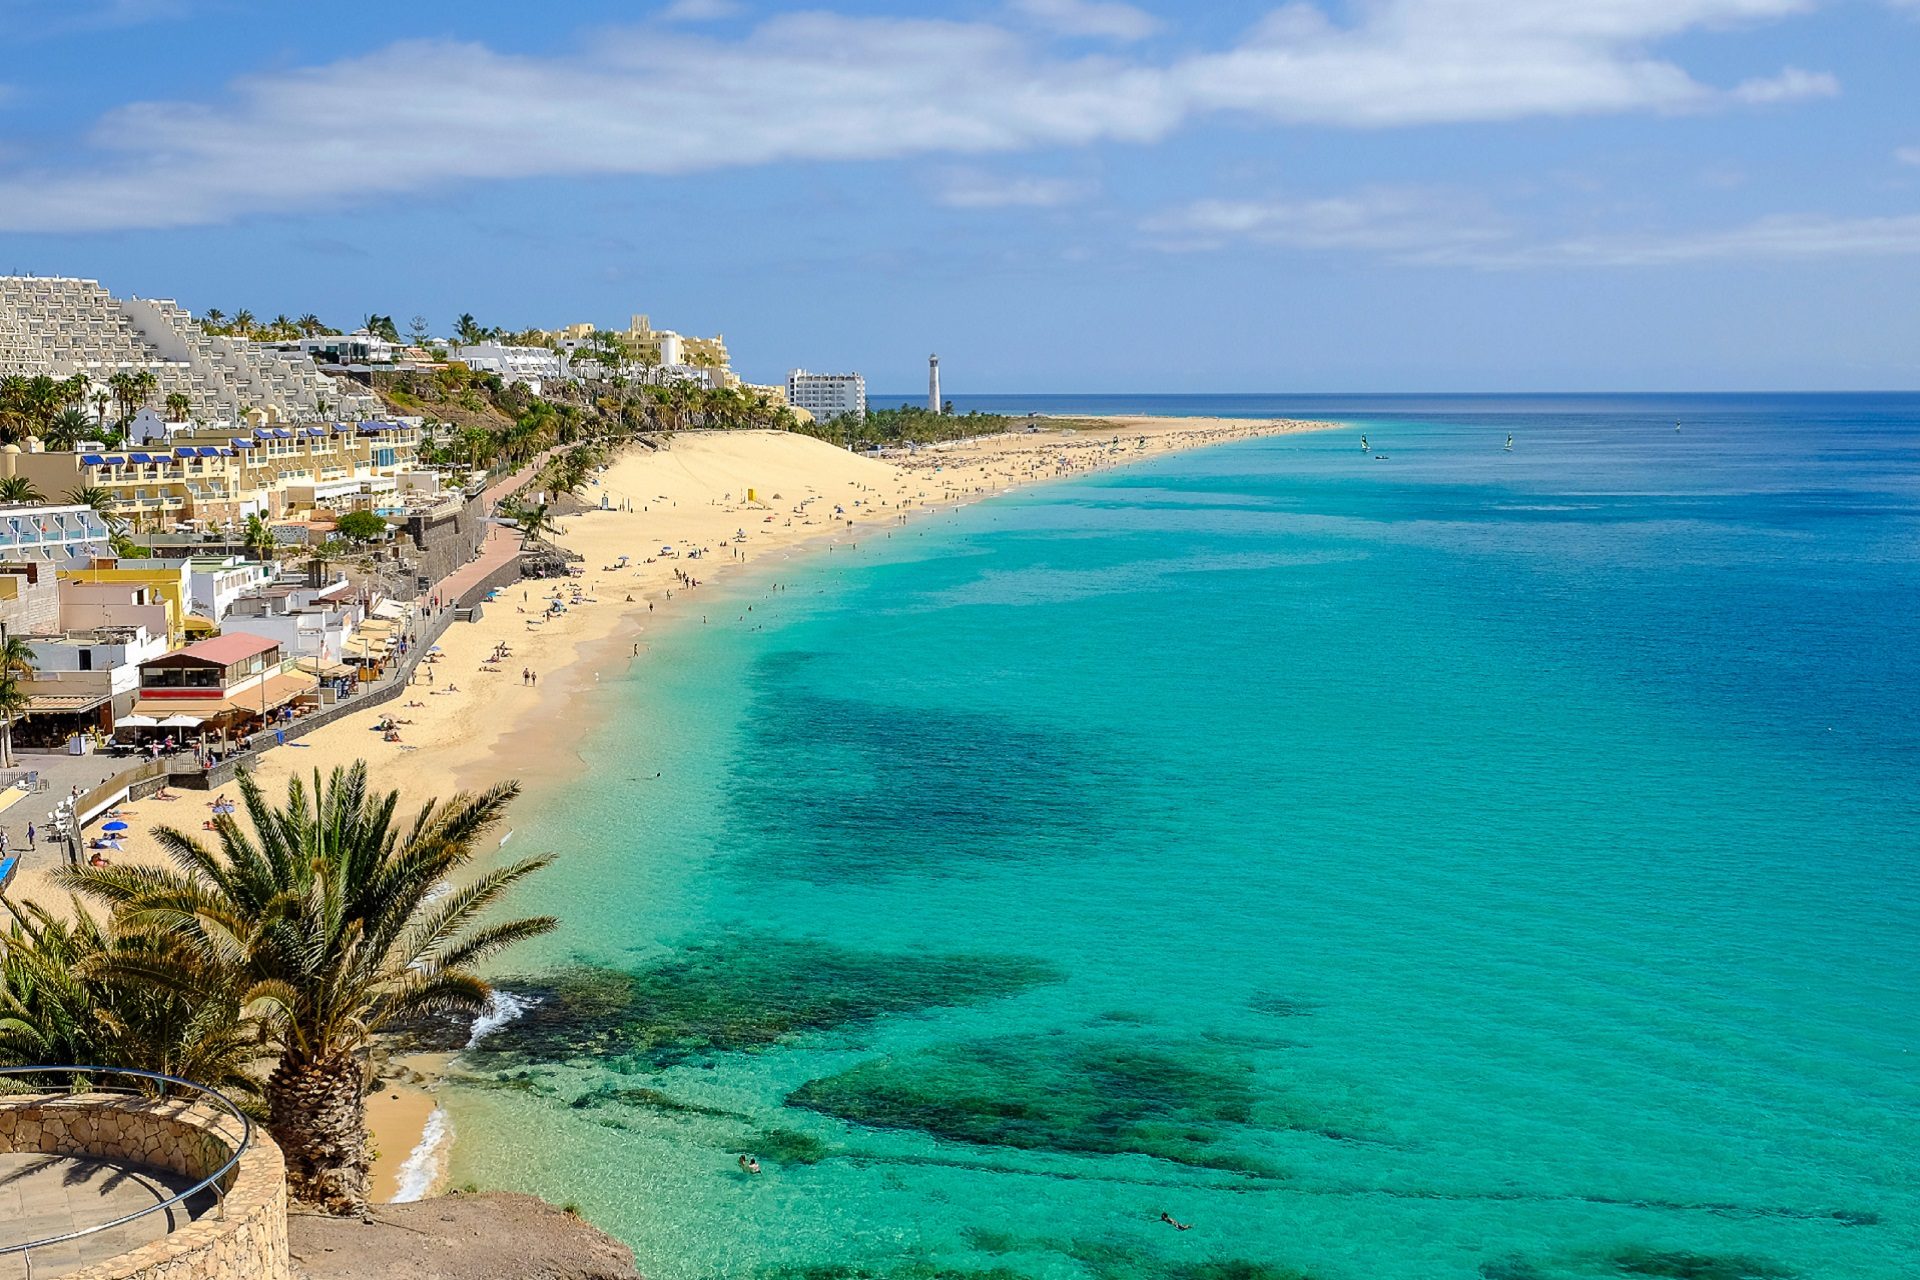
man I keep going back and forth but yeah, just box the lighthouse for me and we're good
[929,353,941,414]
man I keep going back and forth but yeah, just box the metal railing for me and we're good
[0,1066,253,1280]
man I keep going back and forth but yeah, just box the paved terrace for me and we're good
[0,1153,205,1280]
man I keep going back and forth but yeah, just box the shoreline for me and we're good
[7,413,1343,1200]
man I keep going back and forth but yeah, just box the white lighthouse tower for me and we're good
[929,353,941,414]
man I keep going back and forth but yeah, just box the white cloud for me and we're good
[1147,192,1920,267]
[1008,0,1160,41]
[0,1,1841,232]
[658,0,743,21]
[1730,66,1839,103]
[1458,213,1920,266]
[1178,0,1826,126]
[935,168,1089,208]
[1145,189,1505,254]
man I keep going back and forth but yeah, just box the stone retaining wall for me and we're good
[0,1092,288,1280]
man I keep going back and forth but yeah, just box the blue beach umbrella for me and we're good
[102,820,129,832]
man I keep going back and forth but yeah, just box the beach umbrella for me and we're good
[102,820,129,832]
[117,714,159,729]
[157,714,203,729]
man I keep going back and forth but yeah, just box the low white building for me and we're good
[271,332,400,366]
[186,555,273,623]
[786,369,866,422]
[449,342,569,390]
[20,624,169,743]
[221,574,363,661]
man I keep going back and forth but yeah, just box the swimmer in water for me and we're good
[739,1155,761,1175]
[1160,1212,1192,1231]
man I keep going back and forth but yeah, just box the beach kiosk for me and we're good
[129,633,319,750]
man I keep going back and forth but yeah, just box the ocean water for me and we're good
[444,394,1920,1280]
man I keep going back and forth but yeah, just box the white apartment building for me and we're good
[0,276,382,421]
[222,575,362,661]
[269,333,400,367]
[186,555,274,623]
[449,342,569,389]
[786,369,866,422]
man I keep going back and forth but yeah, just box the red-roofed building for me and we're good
[133,630,318,730]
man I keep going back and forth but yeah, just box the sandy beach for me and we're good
[7,414,1339,1196]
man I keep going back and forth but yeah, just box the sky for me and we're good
[1,0,1917,392]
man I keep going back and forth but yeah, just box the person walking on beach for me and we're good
[26,821,35,849]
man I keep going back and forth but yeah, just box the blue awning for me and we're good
[273,428,292,438]
[103,456,125,466]
[128,452,152,463]
[198,446,221,457]
[80,454,106,465]
[174,447,197,457]
[231,439,253,448]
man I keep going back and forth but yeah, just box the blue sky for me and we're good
[2,0,1917,392]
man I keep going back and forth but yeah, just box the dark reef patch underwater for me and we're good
[726,656,1135,883]
[1480,1248,1796,1280]
[467,933,1062,1068]
[787,1032,1318,1177]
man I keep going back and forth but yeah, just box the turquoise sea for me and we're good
[444,394,1920,1280]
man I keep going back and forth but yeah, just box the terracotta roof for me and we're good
[165,632,281,666]
[131,670,317,720]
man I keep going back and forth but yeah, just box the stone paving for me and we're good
[0,1153,204,1279]
[0,754,130,877]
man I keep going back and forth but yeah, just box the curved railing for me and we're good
[0,1065,253,1279]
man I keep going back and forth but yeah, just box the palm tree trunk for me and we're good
[267,1049,371,1215]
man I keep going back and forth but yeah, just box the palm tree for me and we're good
[202,308,227,330]
[164,391,192,422]
[502,498,552,545]
[454,314,486,346]
[58,763,555,1214]
[230,309,257,338]
[66,485,125,531]
[458,426,495,470]
[0,899,258,1096]
[45,406,92,450]
[0,476,44,503]
[0,674,30,769]
[297,313,326,338]
[243,512,275,561]
[106,371,156,428]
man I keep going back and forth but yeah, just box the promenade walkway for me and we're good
[440,525,522,606]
